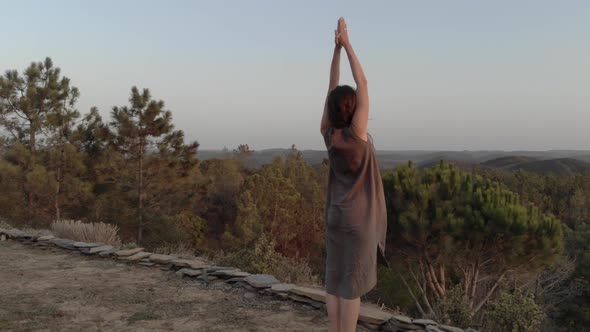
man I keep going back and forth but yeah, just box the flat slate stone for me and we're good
[149,254,177,264]
[358,305,393,325]
[98,248,117,257]
[209,269,238,276]
[288,294,315,304]
[243,274,280,288]
[206,266,236,273]
[414,318,439,326]
[88,245,114,254]
[73,242,103,248]
[3,229,25,238]
[121,251,152,261]
[52,239,74,246]
[7,228,27,238]
[440,325,464,332]
[384,318,422,331]
[288,294,323,309]
[271,283,296,293]
[290,286,326,303]
[426,326,445,332]
[210,270,250,278]
[228,271,251,277]
[49,238,72,244]
[225,277,246,284]
[37,235,55,241]
[139,262,156,267]
[392,315,413,324]
[197,275,218,282]
[171,258,208,269]
[55,242,77,250]
[176,268,203,277]
[114,248,144,257]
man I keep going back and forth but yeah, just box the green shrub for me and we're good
[436,285,473,327]
[120,242,139,250]
[143,213,206,250]
[0,219,12,229]
[374,263,416,310]
[487,290,544,332]
[215,233,319,284]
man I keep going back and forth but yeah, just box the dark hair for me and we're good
[327,85,357,129]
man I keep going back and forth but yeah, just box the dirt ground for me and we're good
[0,241,330,332]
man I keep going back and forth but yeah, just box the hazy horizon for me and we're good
[200,147,590,153]
[2,1,589,151]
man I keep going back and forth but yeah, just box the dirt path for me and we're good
[0,241,329,332]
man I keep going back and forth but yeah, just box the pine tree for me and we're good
[109,86,198,243]
[0,57,80,225]
[224,151,325,259]
[200,157,243,243]
[44,71,83,221]
[383,161,564,318]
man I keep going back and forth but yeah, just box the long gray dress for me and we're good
[323,126,387,299]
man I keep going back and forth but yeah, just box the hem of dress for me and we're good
[325,279,377,300]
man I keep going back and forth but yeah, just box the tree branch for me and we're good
[397,269,426,316]
[409,263,436,316]
[425,259,445,298]
[474,270,507,313]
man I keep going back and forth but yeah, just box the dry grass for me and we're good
[21,227,52,236]
[0,219,12,230]
[51,220,121,246]
[151,242,195,257]
[0,220,49,236]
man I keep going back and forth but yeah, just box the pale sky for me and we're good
[2,0,589,150]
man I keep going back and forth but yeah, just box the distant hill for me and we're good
[198,149,590,174]
[572,155,590,163]
[417,159,480,171]
[512,158,590,176]
[481,156,590,175]
[481,156,539,169]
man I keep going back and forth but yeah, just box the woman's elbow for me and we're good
[357,78,368,87]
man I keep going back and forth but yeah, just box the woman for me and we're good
[320,17,387,332]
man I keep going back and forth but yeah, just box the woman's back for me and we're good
[323,126,387,299]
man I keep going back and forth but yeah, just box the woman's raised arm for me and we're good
[339,18,369,141]
[320,27,342,135]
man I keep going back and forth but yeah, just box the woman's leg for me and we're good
[340,297,361,332]
[326,293,341,332]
